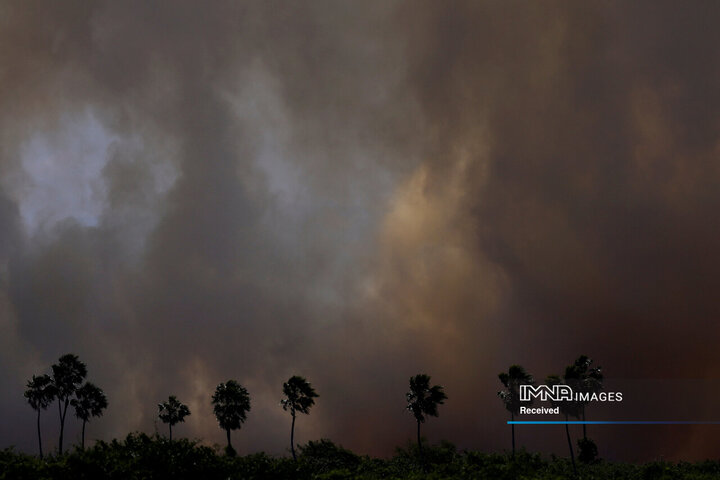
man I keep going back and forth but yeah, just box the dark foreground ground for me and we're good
[2,434,719,480]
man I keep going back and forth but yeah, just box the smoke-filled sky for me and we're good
[3,0,720,462]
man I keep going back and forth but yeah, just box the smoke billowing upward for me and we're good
[2,0,720,461]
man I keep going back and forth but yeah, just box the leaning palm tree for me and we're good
[158,395,191,442]
[406,374,447,467]
[498,364,534,457]
[547,372,581,478]
[212,380,251,456]
[281,375,318,461]
[51,354,87,454]
[70,382,108,450]
[24,374,56,458]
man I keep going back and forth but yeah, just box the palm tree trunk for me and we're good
[81,420,86,450]
[582,407,587,440]
[565,413,577,477]
[225,428,237,456]
[511,411,515,457]
[290,413,296,461]
[169,424,173,443]
[37,409,43,459]
[417,419,426,472]
[417,420,424,457]
[58,399,67,455]
[417,420,422,454]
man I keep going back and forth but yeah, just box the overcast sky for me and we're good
[3,0,720,461]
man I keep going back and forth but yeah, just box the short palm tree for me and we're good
[24,374,56,458]
[212,380,251,456]
[158,395,190,442]
[406,374,447,464]
[498,364,534,457]
[281,376,318,461]
[71,382,108,449]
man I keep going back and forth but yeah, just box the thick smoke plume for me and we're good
[2,0,720,460]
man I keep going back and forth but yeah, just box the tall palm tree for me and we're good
[566,355,602,463]
[547,372,581,477]
[406,374,447,466]
[571,355,603,440]
[281,375,318,461]
[158,395,191,442]
[24,374,56,458]
[212,380,251,456]
[497,364,534,457]
[70,382,108,450]
[51,354,87,454]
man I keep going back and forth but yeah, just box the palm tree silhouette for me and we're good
[406,374,447,467]
[51,354,87,455]
[212,380,251,456]
[24,374,56,458]
[281,375,318,461]
[547,372,581,477]
[158,395,190,442]
[70,382,108,450]
[572,355,603,440]
[498,364,534,457]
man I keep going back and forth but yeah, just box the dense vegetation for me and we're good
[2,435,720,480]
[19,353,714,479]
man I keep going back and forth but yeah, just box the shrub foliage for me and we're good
[2,435,720,480]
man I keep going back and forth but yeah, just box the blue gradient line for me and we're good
[508,421,720,425]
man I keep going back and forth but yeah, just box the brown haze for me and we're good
[2,0,720,461]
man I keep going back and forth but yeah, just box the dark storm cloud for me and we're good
[2,0,720,461]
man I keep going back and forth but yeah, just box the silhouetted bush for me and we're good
[578,437,598,463]
[297,438,361,473]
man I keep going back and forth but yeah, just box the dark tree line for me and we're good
[156,375,319,460]
[24,365,450,463]
[155,373,450,465]
[26,352,606,469]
